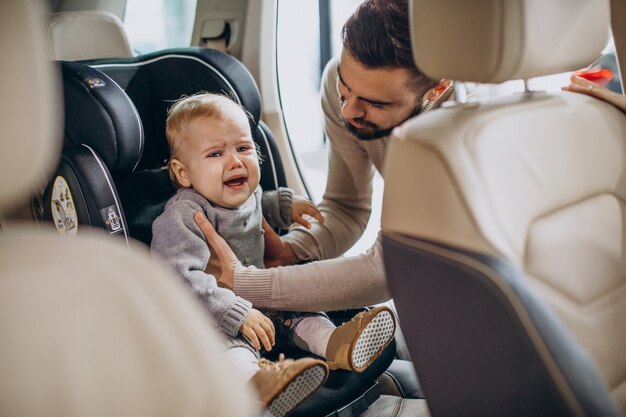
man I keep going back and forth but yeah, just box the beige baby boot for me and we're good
[325,306,396,372]
[250,354,328,417]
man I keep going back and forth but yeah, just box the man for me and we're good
[195,0,442,312]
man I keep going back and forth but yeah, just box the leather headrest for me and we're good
[410,0,610,83]
[86,48,261,170]
[0,1,62,212]
[61,61,143,176]
[48,11,133,61]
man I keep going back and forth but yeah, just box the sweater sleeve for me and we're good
[261,187,294,230]
[282,58,375,261]
[151,199,251,337]
[233,234,390,312]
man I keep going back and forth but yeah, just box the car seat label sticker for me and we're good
[50,176,78,237]
[86,78,106,89]
[100,205,124,235]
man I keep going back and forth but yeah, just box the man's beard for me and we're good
[339,106,422,141]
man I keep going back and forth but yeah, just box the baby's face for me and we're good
[175,102,260,209]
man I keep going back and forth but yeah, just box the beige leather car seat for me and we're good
[0,2,256,416]
[382,0,625,416]
[48,10,133,60]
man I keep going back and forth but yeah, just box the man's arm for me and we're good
[195,211,389,312]
[236,237,389,311]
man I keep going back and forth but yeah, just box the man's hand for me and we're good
[194,211,238,290]
[262,217,299,267]
[240,308,275,351]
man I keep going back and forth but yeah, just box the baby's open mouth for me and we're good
[224,175,247,187]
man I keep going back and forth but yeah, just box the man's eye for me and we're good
[367,102,386,109]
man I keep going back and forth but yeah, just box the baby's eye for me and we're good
[206,151,222,158]
[237,145,252,152]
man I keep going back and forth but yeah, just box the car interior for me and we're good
[1,0,625,416]
[42,26,411,417]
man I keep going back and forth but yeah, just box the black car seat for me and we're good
[84,48,288,245]
[42,48,396,416]
[382,0,624,416]
[41,61,142,246]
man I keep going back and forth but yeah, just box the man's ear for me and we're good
[170,158,192,187]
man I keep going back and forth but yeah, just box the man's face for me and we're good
[337,50,422,141]
[171,102,260,209]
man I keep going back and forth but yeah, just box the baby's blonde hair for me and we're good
[165,92,253,187]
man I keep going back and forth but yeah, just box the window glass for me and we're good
[276,0,324,202]
[123,0,197,54]
[277,0,380,256]
[277,0,364,204]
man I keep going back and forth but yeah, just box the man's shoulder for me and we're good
[321,57,340,97]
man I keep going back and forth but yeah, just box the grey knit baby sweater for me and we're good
[151,185,293,338]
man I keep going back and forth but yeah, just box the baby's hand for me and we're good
[291,196,324,229]
[240,308,275,351]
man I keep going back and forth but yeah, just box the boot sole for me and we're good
[350,307,396,372]
[266,363,328,417]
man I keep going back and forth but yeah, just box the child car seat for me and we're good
[47,49,396,416]
[84,48,288,244]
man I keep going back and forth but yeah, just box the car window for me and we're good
[277,0,381,256]
[123,0,197,54]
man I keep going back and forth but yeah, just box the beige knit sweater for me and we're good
[234,58,391,312]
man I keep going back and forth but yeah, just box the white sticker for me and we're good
[50,176,78,237]
[100,205,124,235]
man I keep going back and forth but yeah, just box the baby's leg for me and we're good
[324,306,397,372]
[226,335,328,417]
[224,337,261,384]
[272,307,396,372]
[252,355,328,417]
[265,310,334,357]
[290,314,337,357]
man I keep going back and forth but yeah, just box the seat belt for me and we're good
[610,0,626,91]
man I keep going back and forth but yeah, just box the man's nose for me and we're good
[341,96,366,120]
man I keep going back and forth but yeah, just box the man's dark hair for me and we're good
[341,0,436,97]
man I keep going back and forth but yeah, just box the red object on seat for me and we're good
[574,68,614,86]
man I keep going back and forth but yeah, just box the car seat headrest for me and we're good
[0,1,62,213]
[61,61,143,176]
[410,0,610,83]
[48,11,133,61]
[86,48,262,170]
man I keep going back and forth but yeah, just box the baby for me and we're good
[151,93,396,417]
